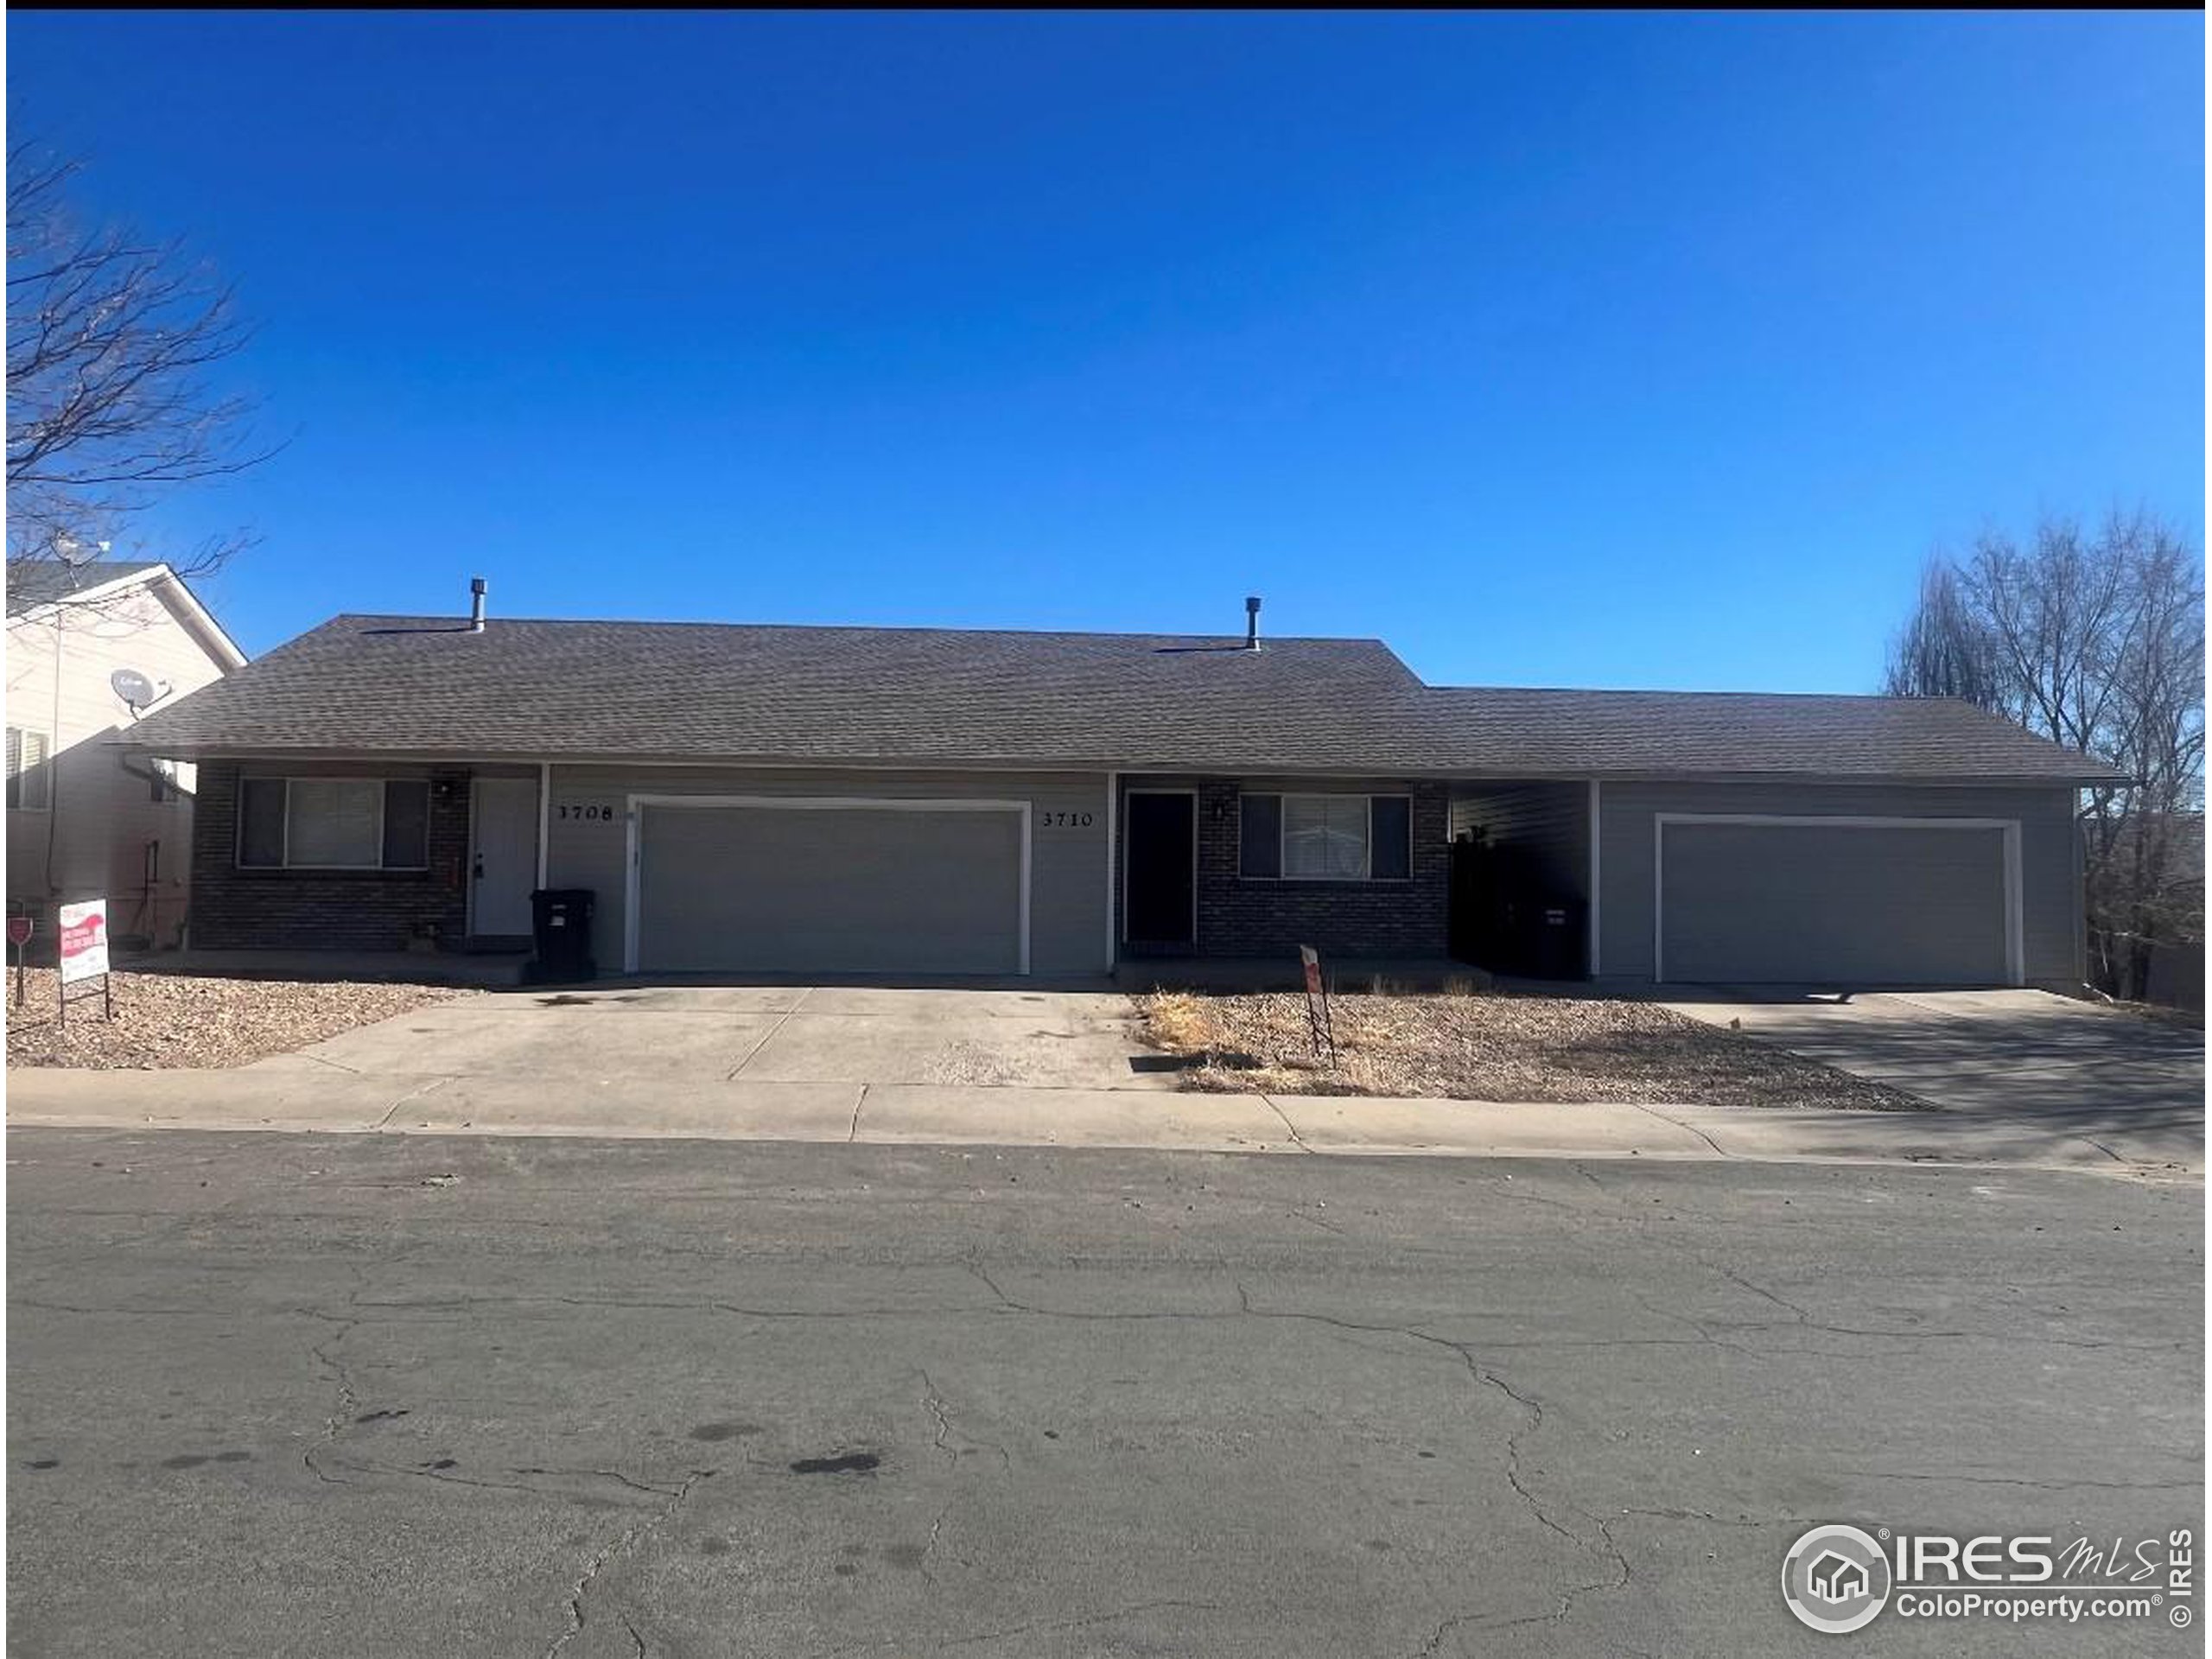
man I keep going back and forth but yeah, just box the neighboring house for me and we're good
[6,560,247,949]
[119,591,2117,988]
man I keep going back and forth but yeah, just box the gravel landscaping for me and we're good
[4,969,475,1071]
[1136,988,1928,1111]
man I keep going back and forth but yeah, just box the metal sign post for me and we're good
[1299,944,1335,1064]
[7,916,30,1007]
[56,898,113,1025]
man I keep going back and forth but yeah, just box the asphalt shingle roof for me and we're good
[1422,685,2121,782]
[120,612,2120,783]
[6,559,167,616]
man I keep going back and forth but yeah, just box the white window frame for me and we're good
[1242,791,1414,883]
[6,727,52,811]
[237,777,432,872]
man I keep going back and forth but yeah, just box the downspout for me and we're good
[41,607,63,897]
[537,761,552,889]
[1586,779,1602,979]
[1103,770,1119,973]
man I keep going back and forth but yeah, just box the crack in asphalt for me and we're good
[911,1597,1224,1653]
[20,1283,2184,1363]
[1851,1470,2202,1493]
[974,1264,1636,1650]
[912,1367,1014,1586]
[543,1466,716,1659]
[918,1368,1010,1475]
[1617,1505,1812,1529]
[300,1275,372,1487]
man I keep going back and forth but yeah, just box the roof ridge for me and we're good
[319,612,1386,645]
[1430,683,1963,705]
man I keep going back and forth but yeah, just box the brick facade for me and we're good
[1166,776,1450,958]
[188,762,473,950]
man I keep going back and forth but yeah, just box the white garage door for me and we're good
[632,799,1027,975]
[1658,817,2018,986]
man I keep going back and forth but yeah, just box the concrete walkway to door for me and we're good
[1661,987,2205,1170]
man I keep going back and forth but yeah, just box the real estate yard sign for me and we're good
[1299,944,1335,1063]
[8,914,30,1007]
[57,899,112,1022]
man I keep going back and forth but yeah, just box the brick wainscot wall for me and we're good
[188,762,472,950]
[1193,777,1449,957]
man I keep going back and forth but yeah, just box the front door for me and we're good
[471,777,538,937]
[1124,791,1196,946]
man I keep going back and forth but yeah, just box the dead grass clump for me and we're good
[1136,990,1229,1057]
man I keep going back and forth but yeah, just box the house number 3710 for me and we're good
[1039,811,1094,828]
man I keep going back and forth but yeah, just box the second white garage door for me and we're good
[632,798,1027,975]
[1657,816,2018,986]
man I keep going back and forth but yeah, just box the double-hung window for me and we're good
[238,778,431,870]
[1239,792,1412,880]
[5,728,51,810]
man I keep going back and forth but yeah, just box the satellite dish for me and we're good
[111,668,158,710]
[54,537,110,569]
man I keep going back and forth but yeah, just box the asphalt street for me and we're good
[7,1128,2203,1656]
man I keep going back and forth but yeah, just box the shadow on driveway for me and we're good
[1661,986,2204,1167]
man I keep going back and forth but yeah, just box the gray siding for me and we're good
[547,765,1112,976]
[1451,783,1590,900]
[1596,780,2081,988]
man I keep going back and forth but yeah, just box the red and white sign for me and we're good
[58,899,108,985]
[5,916,31,948]
[1300,944,1324,998]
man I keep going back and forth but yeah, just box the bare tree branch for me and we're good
[6,142,277,567]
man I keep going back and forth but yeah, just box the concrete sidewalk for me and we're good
[6,1066,2196,1179]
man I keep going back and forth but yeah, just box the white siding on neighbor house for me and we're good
[5,580,236,944]
[1595,780,2082,989]
[544,764,1113,976]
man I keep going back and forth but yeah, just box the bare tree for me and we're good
[7,145,271,572]
[1883,556,2003,706]
[1885,510,2206,1000]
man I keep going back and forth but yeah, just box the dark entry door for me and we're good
[1125,791,1196,945]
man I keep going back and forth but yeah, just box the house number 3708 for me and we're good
[557,804,615,821]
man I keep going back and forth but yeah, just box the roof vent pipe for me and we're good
[468,577,487,633]
[1244,594,1262,652]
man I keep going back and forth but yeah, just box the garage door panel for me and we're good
[1661,822,2010,985]
[638,804,1023,975]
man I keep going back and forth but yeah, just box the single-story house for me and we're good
[119,591,2118,990]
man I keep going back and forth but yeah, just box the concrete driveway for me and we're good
[234,982,1195,1146]
[1662,987,2205,1168]
[257,982,1168,1092]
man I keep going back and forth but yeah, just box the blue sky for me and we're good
[10,12,2202,688]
